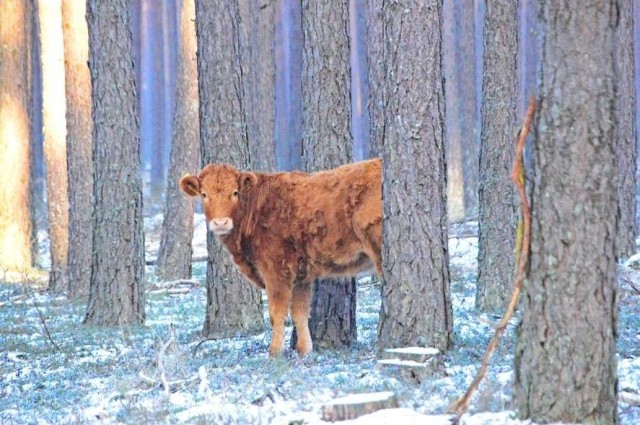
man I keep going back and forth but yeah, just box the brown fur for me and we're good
[180,159,382,356]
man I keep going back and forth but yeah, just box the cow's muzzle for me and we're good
[209,218,234,235]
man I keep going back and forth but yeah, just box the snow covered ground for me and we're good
[0,215,638,424]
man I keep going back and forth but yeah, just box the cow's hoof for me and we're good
[268,347,284,358]
[296,342,313,357]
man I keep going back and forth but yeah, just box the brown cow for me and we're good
[179,159,382,357]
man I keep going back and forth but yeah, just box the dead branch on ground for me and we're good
[448,96,536,422]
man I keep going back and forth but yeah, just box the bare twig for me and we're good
[158,325,176,397]
[24,282,62,352]
[448,96,536,421]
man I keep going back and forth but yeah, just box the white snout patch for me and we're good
[208,217,234,236]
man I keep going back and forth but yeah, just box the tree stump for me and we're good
[321,392,398,422]
[378,347,443,383]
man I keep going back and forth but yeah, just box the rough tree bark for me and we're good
[156,0,200,282]
[297,0,357,350]
[475,0,519,312]
[514,2,618,423]
[377,0,453,353]
[614,0,637,259]
[240,0,276,172]
[62,0,93,299]
[0,0,32,273]
[84,0,145,326]
[195,0,265,338]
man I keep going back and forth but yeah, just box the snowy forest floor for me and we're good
[1,214,639,424]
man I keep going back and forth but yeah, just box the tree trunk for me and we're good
[514,2,618,424]
[240,0,276,172]
[296,0,357,351]
[39,0,70,294]
[28,0,44,269]
[62,0,93,299]
[274,0,303,171]
[614,0,637,259]
[455,0,479,218]
[350,0,370,161]
[475,1,519,312]
[195,0,265,338]
[156,0,200,282]
[377,0,452,353]
[365,0,383,160]
[84,0,145,326]
[0,0,33,273]
[443,0,465,223]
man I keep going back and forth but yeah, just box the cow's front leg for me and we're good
[265,286,292,357]
[291,283,313,356]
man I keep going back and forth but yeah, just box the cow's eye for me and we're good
[202,193,207,199]
[232,191,239,197]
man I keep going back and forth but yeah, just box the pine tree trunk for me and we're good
[28,0,43,269]
[195,0,265,338]
[40,0,70,294]
[0,0,33,273]
[377,0,452,353]
[297,0,357,350]
[475,1,519,312]
[614,0,637,259]
[84,0,145,326]
[443,0,465,222]
[240,0,276,172]
[156,0,200,282]
[514,3,618,423]
[350,0,370,161]
[274,0,303,171]
[365,0,384,160]
[455,0,479,218]
[62,0,93,300]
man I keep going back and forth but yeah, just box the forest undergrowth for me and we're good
[0,217,639,424]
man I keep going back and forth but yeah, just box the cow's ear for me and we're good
[238,172,257,193]
[179,174,200,197]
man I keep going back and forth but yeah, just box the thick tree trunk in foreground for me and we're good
[475,0,519,312]
[62,0,93,299]
[195,0,265,338]
[377,0,452,353]
[514,2,618,424]
[156,0,200,282]
[84,0,145,326]
[614,0,637,259]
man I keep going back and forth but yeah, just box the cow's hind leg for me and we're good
[266,286,292,357]
[291,283,313,356]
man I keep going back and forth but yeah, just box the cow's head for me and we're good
[179,164,257,236]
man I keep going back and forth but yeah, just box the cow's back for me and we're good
[285,159,382,278]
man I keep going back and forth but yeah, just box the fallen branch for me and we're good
[448,96,536,421]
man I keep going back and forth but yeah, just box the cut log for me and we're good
[383,346,439,363]
[378,347,443,383]
[321,391,398,422]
